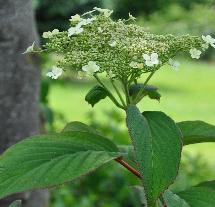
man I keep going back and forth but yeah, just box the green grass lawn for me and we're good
[48,60,215,165]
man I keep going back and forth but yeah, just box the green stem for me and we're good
[122,79,131,105]
[133,70,156,104]
[143,70,155,86]
[94,74,125,110]
[110,80,127,108]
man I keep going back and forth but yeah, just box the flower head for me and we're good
[82,61,100,75]
[42,29,59,39]
[202,43,209,51]
[143,53,159,67]
[22,42,36,54]
[42,10,205,80]
[68,26,83,36]
[202,35,215,48]
[128,13,136,21]
[46,66,63,79]
[190,48,201,59]
[168,59,180,71]
[77,18,95,27]
[70,14,82,22]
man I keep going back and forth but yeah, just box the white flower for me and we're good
[129,61,143,69]
[129,13,136,21]
[82,61,100,75]
[42,29,59,38]
[189,48,201,59]
[109,41,117,47]
[94,7,113,17]
[202,43,209,51]
[202,35,215,48]
[143,53,159,67]
[77,18,94,27]
[22,42,35,54]
[46,66,63,79]
[168,59,180,71]
[69,14,81,22]
[68,26,84,36]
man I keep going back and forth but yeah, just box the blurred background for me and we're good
[1,0,215,206]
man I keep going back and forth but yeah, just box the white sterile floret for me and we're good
[189,48,201,59]
[168,59,180,71]
[94,7,113,17]
[46,66,63,79]
[143,53,159,67]
[68,26,84,36]
[22,42,35,54]
[202,35,215,48]
[69,14,81,22]
[82,61,100,75]
[77,18,95,27]
[109,41,117,47]
[42,29,59,39]
[202,43,209,51]
[128,13,136,21]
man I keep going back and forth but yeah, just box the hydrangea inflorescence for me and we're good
[23,8,214,109]
[40,8,207,81]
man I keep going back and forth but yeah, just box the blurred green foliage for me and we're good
[138,4,215,36]
[33,0,214,35]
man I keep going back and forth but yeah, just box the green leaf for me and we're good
[126,106,182,206]
[130,185,163,207]
[163,190,190,207]
[62,121,98,134]
[129,84,161,103]
[177,180,215,207]
[0,132,121,199]
[85,85,108,107]
[8,200,22,207]
[177,121,215,145]
[130,185,147,206]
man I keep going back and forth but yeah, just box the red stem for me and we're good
[115,157,141,178]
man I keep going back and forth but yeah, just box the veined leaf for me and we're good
[8,200,22,207]
[177,180,215,207]
[62,121,98,134]
[177,121,215,145]
[163,190,190,207]
[126,106,182,206]
[0,131,121,199]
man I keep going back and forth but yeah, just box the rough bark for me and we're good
[0,0,49,206]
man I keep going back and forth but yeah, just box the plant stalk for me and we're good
[94,74,126,110]
[115,158,141,178]
[110,80,127,108]
[133,70,156,104]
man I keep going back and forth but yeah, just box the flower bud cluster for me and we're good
[42,9,206,80]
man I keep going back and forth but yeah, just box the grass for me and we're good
[48,59,215,165]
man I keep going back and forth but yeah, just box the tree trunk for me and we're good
[0,0,49,206]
